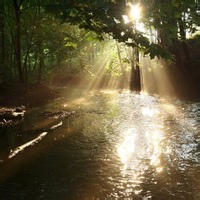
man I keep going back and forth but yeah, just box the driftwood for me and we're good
[0,106,26,127]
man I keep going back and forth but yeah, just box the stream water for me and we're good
[0,88,199,199]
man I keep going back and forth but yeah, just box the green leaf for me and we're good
[64,42,77,48]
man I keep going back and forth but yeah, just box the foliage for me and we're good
[46,0,199,62]
[2,0,108,83]
[1,0,199,84]
[45,1,172,59]
[142,0,199,42]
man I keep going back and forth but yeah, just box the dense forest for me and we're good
[0,0,199,98]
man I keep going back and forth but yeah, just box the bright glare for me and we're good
[117,129,136,164]
[142,107,160,117]
[130,4,141,21]
[123,4,141,24]
[122,15,130,24]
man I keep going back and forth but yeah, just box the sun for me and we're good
[130,4,141,21]
[123,3,141,24]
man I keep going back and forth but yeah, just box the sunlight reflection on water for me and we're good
[0,90,199,199]
[116,98,165,197]
[108,92,199,198]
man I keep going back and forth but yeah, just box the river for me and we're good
[0,87,199,199]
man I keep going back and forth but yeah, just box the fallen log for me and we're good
[0,106,26,127]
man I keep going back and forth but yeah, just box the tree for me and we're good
[13,0,24,83]
[44,1,168,92]
[0,0,4,82]
[55,0,199,90]
[2,0,199,90]
[45,1,171,59]
[142,0,199,66]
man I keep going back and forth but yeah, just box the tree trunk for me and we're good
[130,60,136,91]
[37,0,44,84]
[0,0,4,81]
[135,49,141,92]
[37,56,44,84]
[178,17,190,65]
[37,39,44,84]
[116,41,126,89]
[13,0,24,83]
[130,48,141,92]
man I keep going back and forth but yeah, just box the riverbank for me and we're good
[0,83,59,127]
[0,83,59,108]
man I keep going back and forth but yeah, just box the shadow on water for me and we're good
[0,87,199,199]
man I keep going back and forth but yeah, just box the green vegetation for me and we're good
[0,0,199,90]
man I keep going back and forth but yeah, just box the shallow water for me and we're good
[0,89,199,199]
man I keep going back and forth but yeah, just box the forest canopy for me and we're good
[0,0,199,85]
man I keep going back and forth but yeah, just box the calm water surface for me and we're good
[0,88,199,199]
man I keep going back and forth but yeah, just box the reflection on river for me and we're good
[0,88,199,199]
